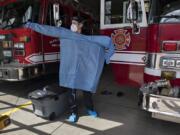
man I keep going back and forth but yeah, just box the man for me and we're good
[25,17,114,123]
[68,16,97,122]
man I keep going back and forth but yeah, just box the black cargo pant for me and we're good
[68,89,94,114]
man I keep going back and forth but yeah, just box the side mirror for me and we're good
[132,21,140,34]
[127,0,138,21]
[23,6,32,23]
[56,19,62,27]
[127,0,140,34]
[53,3,60,25]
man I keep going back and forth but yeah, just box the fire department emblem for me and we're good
[111,29,131,50]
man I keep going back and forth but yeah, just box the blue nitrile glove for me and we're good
[24,22,31,29]
[105,40,115,64]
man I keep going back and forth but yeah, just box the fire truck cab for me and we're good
[100,0,180,123]
[0,0,94,81]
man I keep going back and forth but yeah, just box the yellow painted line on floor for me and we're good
[1,101,32,116]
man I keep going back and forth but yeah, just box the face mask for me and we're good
[70,24,78,32]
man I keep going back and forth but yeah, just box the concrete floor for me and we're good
[0,65,180,135]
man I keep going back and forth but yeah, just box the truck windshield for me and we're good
[103,0,143,26]
[149,0,180,24]
[0,0,40,29]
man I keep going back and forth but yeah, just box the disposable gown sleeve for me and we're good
[25,22,73,38]
[24,22,115,63]
[86,36,115,64]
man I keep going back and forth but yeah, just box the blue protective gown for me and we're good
[25,23,114,93]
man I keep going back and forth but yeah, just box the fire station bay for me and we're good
[0,0,180,134]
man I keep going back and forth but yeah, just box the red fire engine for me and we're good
[0,0,94,81]
[100,0,180,123]
[101,0,180,87]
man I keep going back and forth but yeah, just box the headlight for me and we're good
[3,50,12,57]
[14,43,24,49]
[162,59,175,67]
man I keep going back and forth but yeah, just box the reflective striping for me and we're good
[44,53,59,61]
[115,50,146,54]
[111,60,145,66]
[110,51,146,65]
[25,52,60,64]
[26,54,43,63]
[27,51,146,65]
